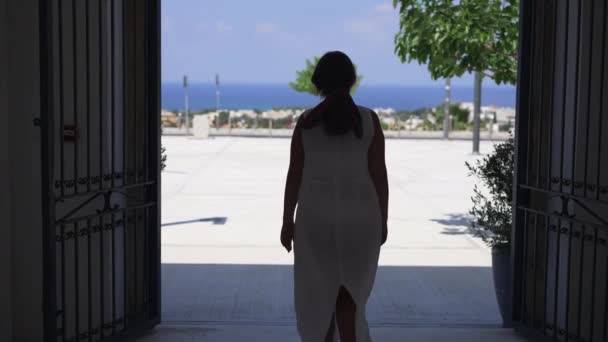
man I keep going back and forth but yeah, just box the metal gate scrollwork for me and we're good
[513,0,608,341]
[39,0,161,340]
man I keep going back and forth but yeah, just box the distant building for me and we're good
[373,107,396,117]
[230,109,257,119]
[161,110,178,127]
[380,116,396,126]
[488,106,516,125]
[459,102,516,125]
[262,109,297,120]
[404,116,424,130]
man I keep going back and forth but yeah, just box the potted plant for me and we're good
[160,125,168,171]
[466,137,514,328]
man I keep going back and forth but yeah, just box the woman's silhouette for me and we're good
[281,51,389,342]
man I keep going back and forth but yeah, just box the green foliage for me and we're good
[218,111,230,126]
[499,122,514,132]
[393,0,519,85]
[289,56,364,96]
[160,125,167,171]
[465,138,514,248]
[161,145,167,171]
[395,107,429,121]
[289,57,320,95]
[434,103,471,130]
[275,116,294,128]
[420,119,436,131]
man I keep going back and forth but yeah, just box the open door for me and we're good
[513,0,608,340]
[39,0,161,340]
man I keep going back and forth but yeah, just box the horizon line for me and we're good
[161,81,516,88]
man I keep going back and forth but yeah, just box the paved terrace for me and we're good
[141,136,530,341]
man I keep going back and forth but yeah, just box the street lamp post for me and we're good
[473,72,482,154]
[183,75,189,135]
[398,118,401,138]
[215,73,220,131]
[443,78,451,139]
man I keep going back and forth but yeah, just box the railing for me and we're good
[162,126,511,140]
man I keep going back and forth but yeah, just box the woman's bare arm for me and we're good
[368,111,389,243]
[282,117,305,224]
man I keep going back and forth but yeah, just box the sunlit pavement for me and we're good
[152,136,529,341]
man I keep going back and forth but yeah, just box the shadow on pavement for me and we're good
[162,217,228,227]
[161,263,502,327]
[432,213,486,239]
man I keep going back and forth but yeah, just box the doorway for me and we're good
[158,0,506,332]
[40,0,505,340]
[37,0,608,341]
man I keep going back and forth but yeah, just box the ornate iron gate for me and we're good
[39,0,161,340]
[513,0,608,341]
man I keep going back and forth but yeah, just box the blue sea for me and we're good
[162,82,517,111]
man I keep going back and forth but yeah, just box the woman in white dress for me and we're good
[281,51,389,342]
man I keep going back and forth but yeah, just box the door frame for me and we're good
[511,0,532,330]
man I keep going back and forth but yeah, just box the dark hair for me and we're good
[307,51,362,138]
[311,51,357,96]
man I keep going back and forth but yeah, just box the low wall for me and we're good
[163,127,511,141]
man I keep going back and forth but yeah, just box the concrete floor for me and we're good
[158,136,516,340]
[136,325,531,342]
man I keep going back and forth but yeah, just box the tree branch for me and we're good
[484,43,519,61]
[481,70,495,79]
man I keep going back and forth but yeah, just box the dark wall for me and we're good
[5,0,44,340]
[0,0,13,340]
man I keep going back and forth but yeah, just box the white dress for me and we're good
[294,106,382,342]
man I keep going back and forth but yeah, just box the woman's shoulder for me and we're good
[356,106,376,115]
[295,108,312,126]
[301,108,314,116]
[357,106,379,121]
[357,106,382,134]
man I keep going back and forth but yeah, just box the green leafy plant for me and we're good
[160,125,167,171]
[393,0,519,85]
[289,56,363,96]
[161,145,167,171]
[465,138,514,248]
[426,103,472,130]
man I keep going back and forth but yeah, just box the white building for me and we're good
[459,102,516,125]
[380,116,396,126]
[230,109,257,119]
[373,107,396,117]
[261,109,297,120]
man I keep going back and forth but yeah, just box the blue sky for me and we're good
[161,0,503,87]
